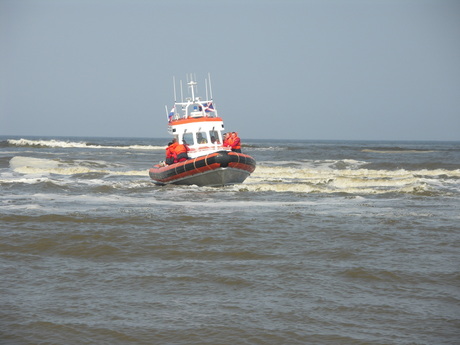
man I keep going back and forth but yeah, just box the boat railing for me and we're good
[188,144,230,155]
[170,99,218,121]
[190,111,203,118]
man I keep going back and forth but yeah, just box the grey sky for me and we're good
[1,0,459,140]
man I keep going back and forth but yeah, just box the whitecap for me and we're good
[9,156,147,177]
[7,138,165,151]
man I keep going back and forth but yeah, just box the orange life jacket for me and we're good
[174,144,188,155]
[167,142,178,157]
[232,136,241,150]
[225,136,233,147]
[165,147,174,159]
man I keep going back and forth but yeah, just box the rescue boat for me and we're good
[149,76,256,186]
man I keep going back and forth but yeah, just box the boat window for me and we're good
[210,130,221,144]
[196,132,208,144]
[182,133,194,146]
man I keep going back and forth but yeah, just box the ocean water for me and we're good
[1,136,459,345]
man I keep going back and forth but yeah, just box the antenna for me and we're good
[208,72,213,100]
[194,73,198,96]
[205,78,209,100]
[180,80,184,102]
[173,76,177,102]
[186,74,191,98]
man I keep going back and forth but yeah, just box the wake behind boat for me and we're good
[149,75,256,186]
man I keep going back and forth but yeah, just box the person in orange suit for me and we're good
[223,132,232,148]
[174,140,189,162]
[165,139,178,165]
[231,132,241,153]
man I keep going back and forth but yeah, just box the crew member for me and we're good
[223,132,231,148]
[174,140,189,162]
[231,132,241,153]
[165,139,178,165]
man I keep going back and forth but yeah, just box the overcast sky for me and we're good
[1,0,459,141]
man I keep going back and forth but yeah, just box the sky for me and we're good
[1,0,459,141]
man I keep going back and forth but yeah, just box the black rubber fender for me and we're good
[214,151,231,167]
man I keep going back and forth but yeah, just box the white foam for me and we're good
[245,165,460,194]
[10,157,60,174]
[362,149,436,153]
[253,165,460,180]
[4,155,459,196]
[7,138,164,150]
[259,159,368,170]
[8,138,89,148]
[415,169,460,177]
[250,146,285,151]
[9,156,148,177]
[0,176,53,185]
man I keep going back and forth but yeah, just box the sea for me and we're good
[1,136,459,345]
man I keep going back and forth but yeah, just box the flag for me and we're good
[168,106,175,122]
[203,102,215,113]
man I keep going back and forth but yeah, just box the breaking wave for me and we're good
[5,156,459,196]
[240,165,460,195]
[362,148,436,154]
[5,138,164,150]
[8,156,147,177]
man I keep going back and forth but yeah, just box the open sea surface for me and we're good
[1,136,459,344]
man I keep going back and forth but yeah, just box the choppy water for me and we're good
[1,136,459,344]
